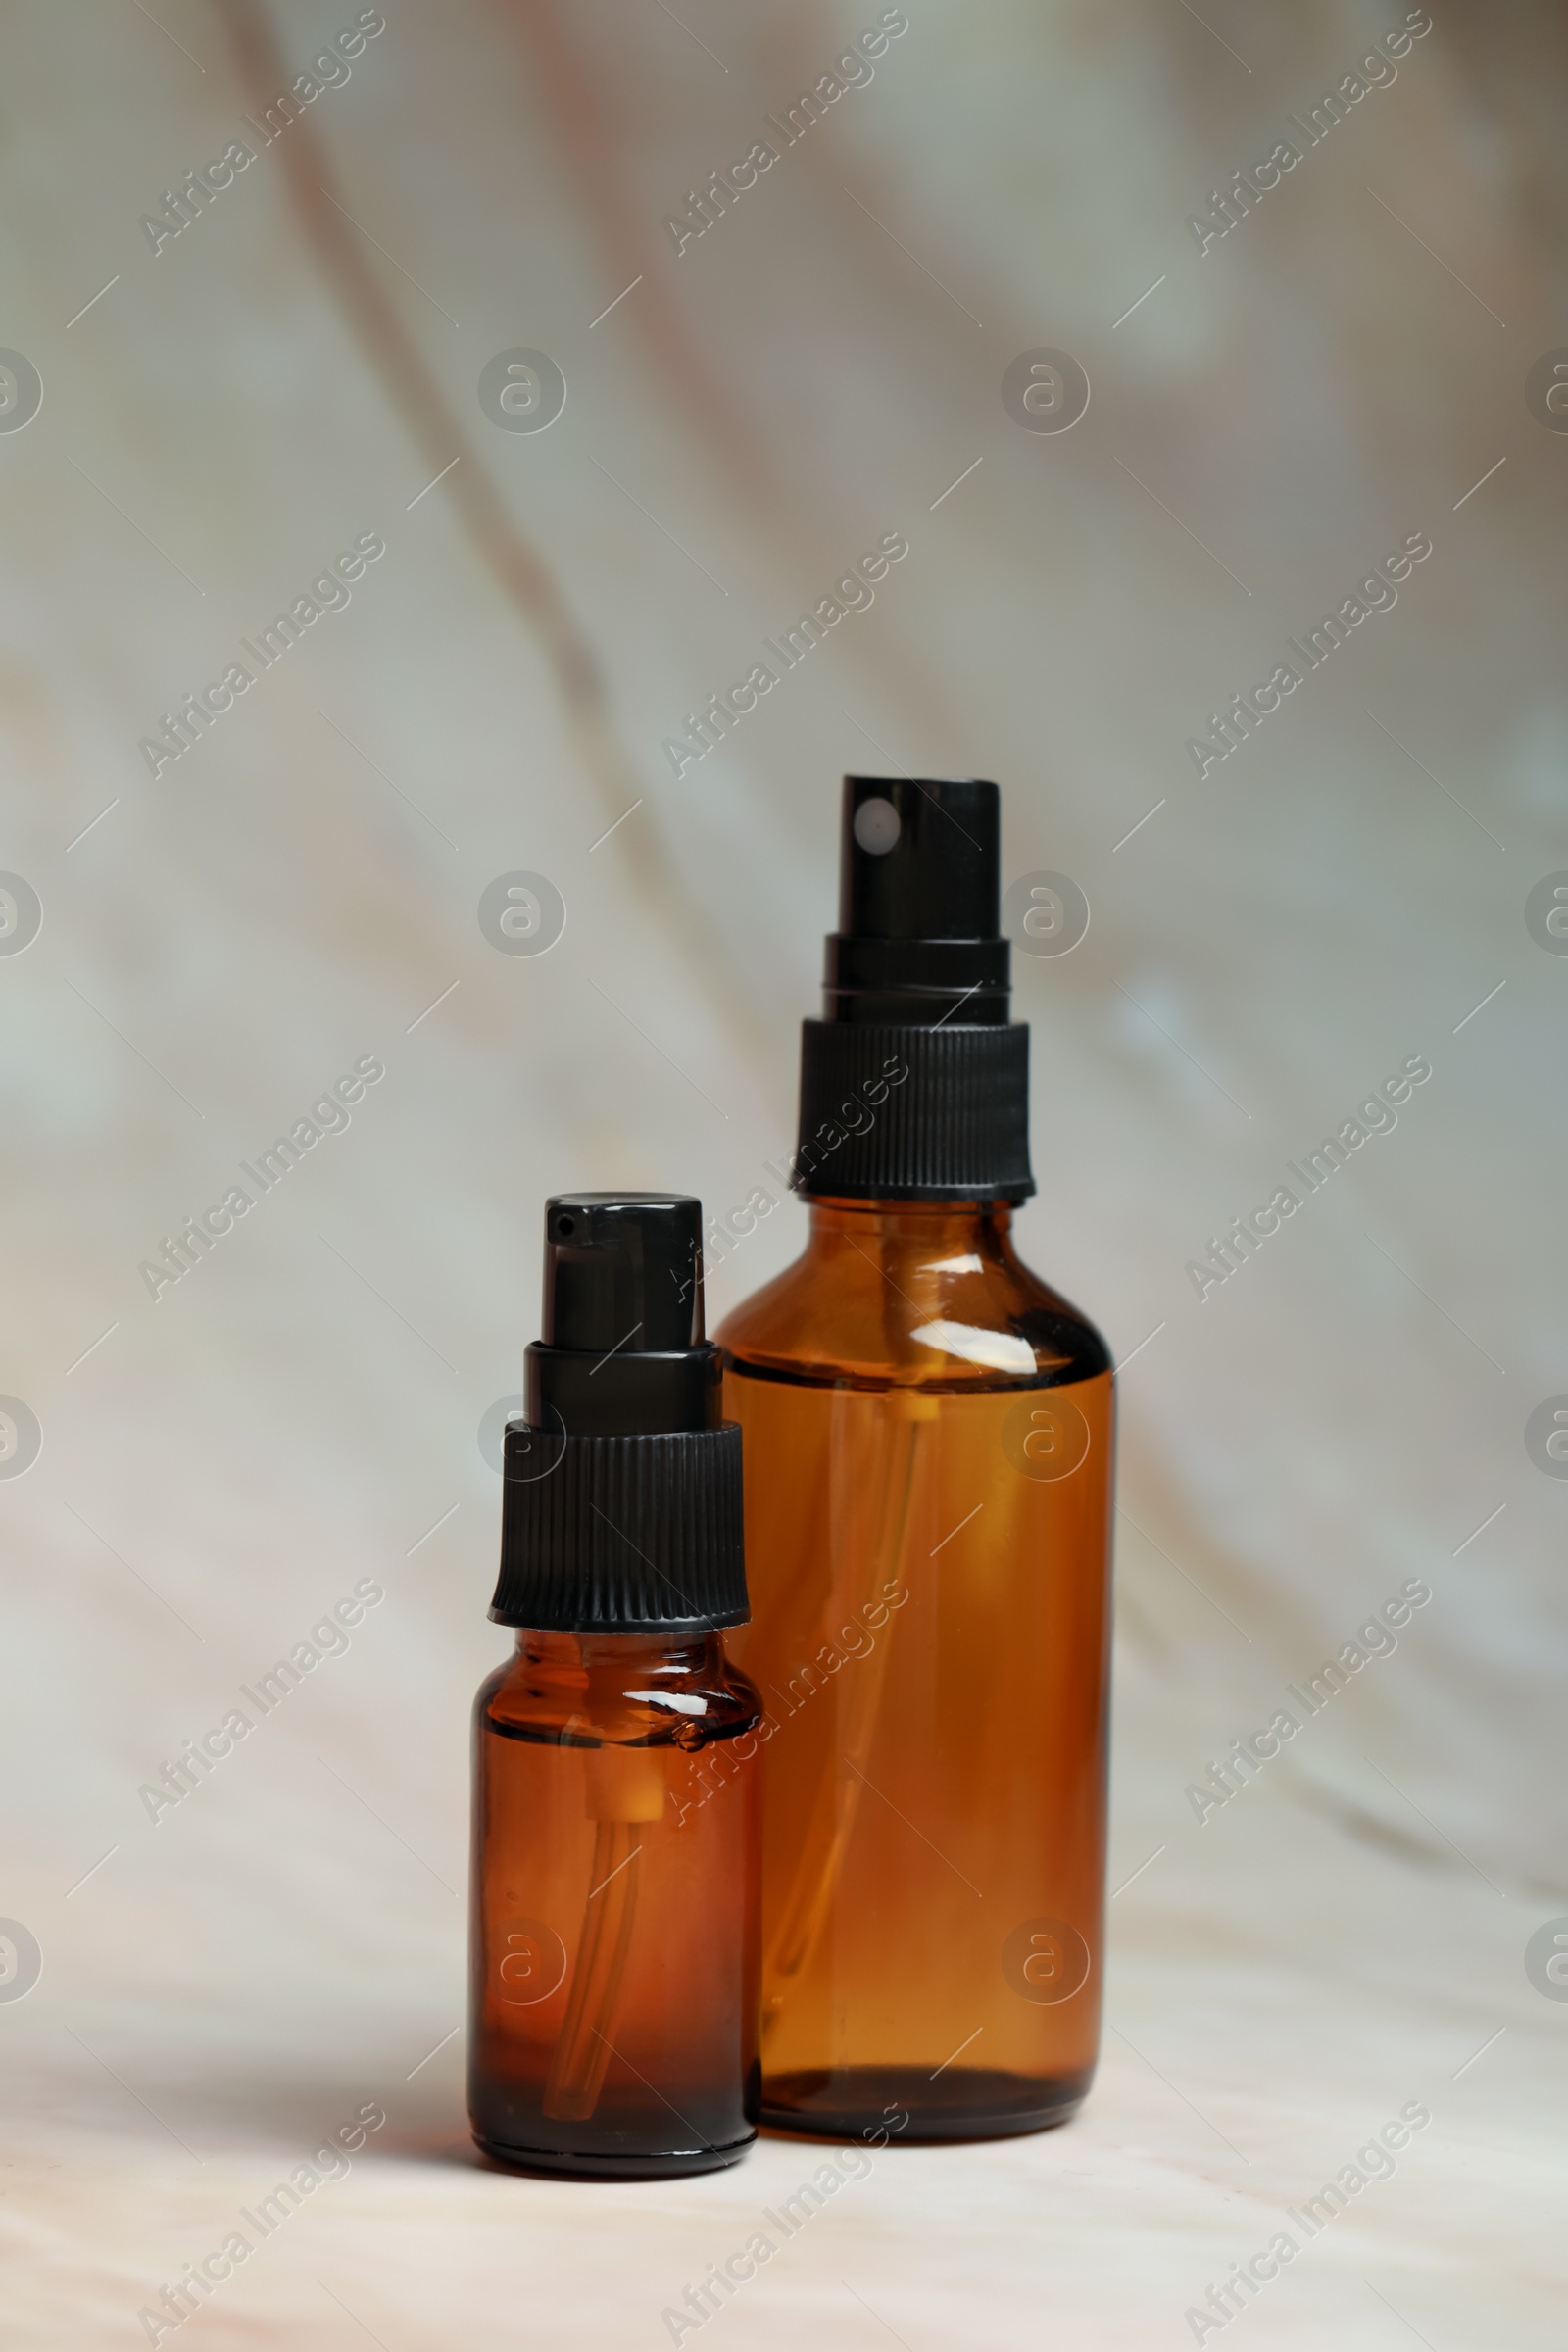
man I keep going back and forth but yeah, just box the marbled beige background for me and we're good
[1,0,1563,2342]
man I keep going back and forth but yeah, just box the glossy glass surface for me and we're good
[717,1200,1113,2141]
[469,1630,761,2177]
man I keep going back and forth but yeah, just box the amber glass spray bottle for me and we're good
[470,1195,761,2177]
[717,778,1114,2142]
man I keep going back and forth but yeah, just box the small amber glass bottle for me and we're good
[717,779,1114,2144]
[469,1195,761,2179]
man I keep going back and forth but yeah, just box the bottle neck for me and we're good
[515,1629,717,1675]
[796,1196,1027,1301]
[803,1196,1018,1254]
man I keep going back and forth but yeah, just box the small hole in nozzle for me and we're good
[555,1214,576,1237]
[853,797,901,856]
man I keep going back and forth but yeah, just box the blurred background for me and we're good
[2,0,1563,2343]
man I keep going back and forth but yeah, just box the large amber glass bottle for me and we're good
[717,778,1114,2142]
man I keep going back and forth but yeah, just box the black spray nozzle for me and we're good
[825,777,1010,1025]
[494,1190,747,1632]
[541,1194,705,1352]
[528,1194,718,1439]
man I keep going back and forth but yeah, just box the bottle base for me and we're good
[473,2129,756,2180]
[760,2064,1094,2144]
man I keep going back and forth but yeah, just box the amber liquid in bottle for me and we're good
[718,1197,1112,2141]
[469,1628,761,2177]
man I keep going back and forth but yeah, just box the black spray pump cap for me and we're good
[794,775,1035,1202]
[491,1194,747,1634]
[826,777,1009,1027]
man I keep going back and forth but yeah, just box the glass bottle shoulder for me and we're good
[475,1634,760,1750]
[715,1200,1111,1391]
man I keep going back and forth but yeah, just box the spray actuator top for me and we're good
[826,776,1009,1026]
[531,1193,715,1434]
